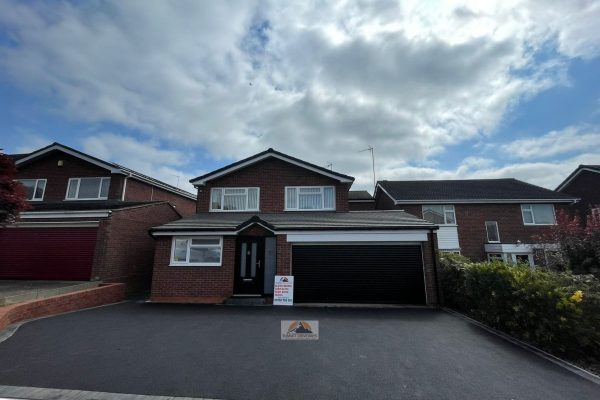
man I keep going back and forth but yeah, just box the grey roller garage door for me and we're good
[292,244,426,304]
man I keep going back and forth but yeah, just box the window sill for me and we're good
[169,263,222,267]
[209,209,260,213]
[284,209,336,212]
[523,223,556,226]
[64,198,109,201]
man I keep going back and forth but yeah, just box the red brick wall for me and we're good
[276,235,292,275]
[92,203,181,292]
[0,283,126,332]
[17,151,116,201]
[125,178,196,216]
[559,170,600,219]
[196,158,351,213]
[151,236,236,302]
[348,201,376,211]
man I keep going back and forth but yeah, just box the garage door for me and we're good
[0,227,97,280]
[292,244,426,304]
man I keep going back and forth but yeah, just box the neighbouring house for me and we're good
[150,148,440,305]
[556,165,600,220]
[348,190,375,210]
[375,179,578,265]
[0,142,196,290]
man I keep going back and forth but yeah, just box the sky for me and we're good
[1,0,599,194]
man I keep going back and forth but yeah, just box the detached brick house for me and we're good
[150,148,440,305]
[556,165,600,220]
[375,179,577,265]
[0,143,196,289]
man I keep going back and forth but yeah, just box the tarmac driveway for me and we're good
[0,302,598,400]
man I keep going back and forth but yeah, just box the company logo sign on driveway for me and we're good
[281,320,319,340]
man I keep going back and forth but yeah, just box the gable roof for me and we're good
[556,165,600,192]
[349,190,374,201]
[14,142,196,200]
[377,178,577,204]
[189,148,354,186]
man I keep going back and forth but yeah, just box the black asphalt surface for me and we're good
[0,302,598,400]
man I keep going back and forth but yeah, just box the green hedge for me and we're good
[440,254,600,370]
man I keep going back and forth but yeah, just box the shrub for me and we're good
[440,254,600,369]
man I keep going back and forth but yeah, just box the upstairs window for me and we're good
[66,177,110,200]
[285,186,335,210]
[521,204,555,225]
[210,188,259,211]
[422,205,456,224]
[19,179,47,201]
[485,221,500,243]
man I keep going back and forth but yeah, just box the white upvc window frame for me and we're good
[487,253,504,262]
[209,187,260,212]
[422,204,456,225]
[170,236,223,267]
[19,178,47,201]
[521,204,556,226]
[485,221,500,243]
[284,186,336,211]
[65,177,110,200]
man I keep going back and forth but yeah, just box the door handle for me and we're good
[256,260,261,269]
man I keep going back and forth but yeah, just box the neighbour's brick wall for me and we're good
[124,178,196,216]
[376,197,565,261]
[558,170,600,219]
[348,201,376,211]
[92,203,181,293]
[16,151,115,201]
[196,158,351,213]
[151,236,236,303]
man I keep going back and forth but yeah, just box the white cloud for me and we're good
[501,125,600,160]
[81,133,198,193]
[14,134,52,153]
[0,0,599,189]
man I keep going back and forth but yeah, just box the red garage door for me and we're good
[0,227,98,280]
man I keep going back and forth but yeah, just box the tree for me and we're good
[534,208,600,275]
[0,151,30,224]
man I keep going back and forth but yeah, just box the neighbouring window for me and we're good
[171,237,222,266]
[19,179,46,200]
[487,253,503,261]
[66,177,110,200]
[422,205,456,224]
[485,221,500,243]
[521,204,556,225]
[210,187,259,211]
[285,186,335,210]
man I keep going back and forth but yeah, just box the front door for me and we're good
[235,237,265,295]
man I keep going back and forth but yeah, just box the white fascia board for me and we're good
[152,230,238,237]
[15,144,122,174]
[484,243,535,253]
[394,198,577,205]
[190,152,354,186]
[126,174,197,200]
[20,210,111,219]
[11,221,100,228]
[285,230,430,243]
[556,168,600,191]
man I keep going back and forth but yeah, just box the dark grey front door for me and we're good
[235,237,265,294]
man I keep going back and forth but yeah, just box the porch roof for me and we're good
[151,210,436,233]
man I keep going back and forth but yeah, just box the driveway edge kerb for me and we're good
[443,307,600,385]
